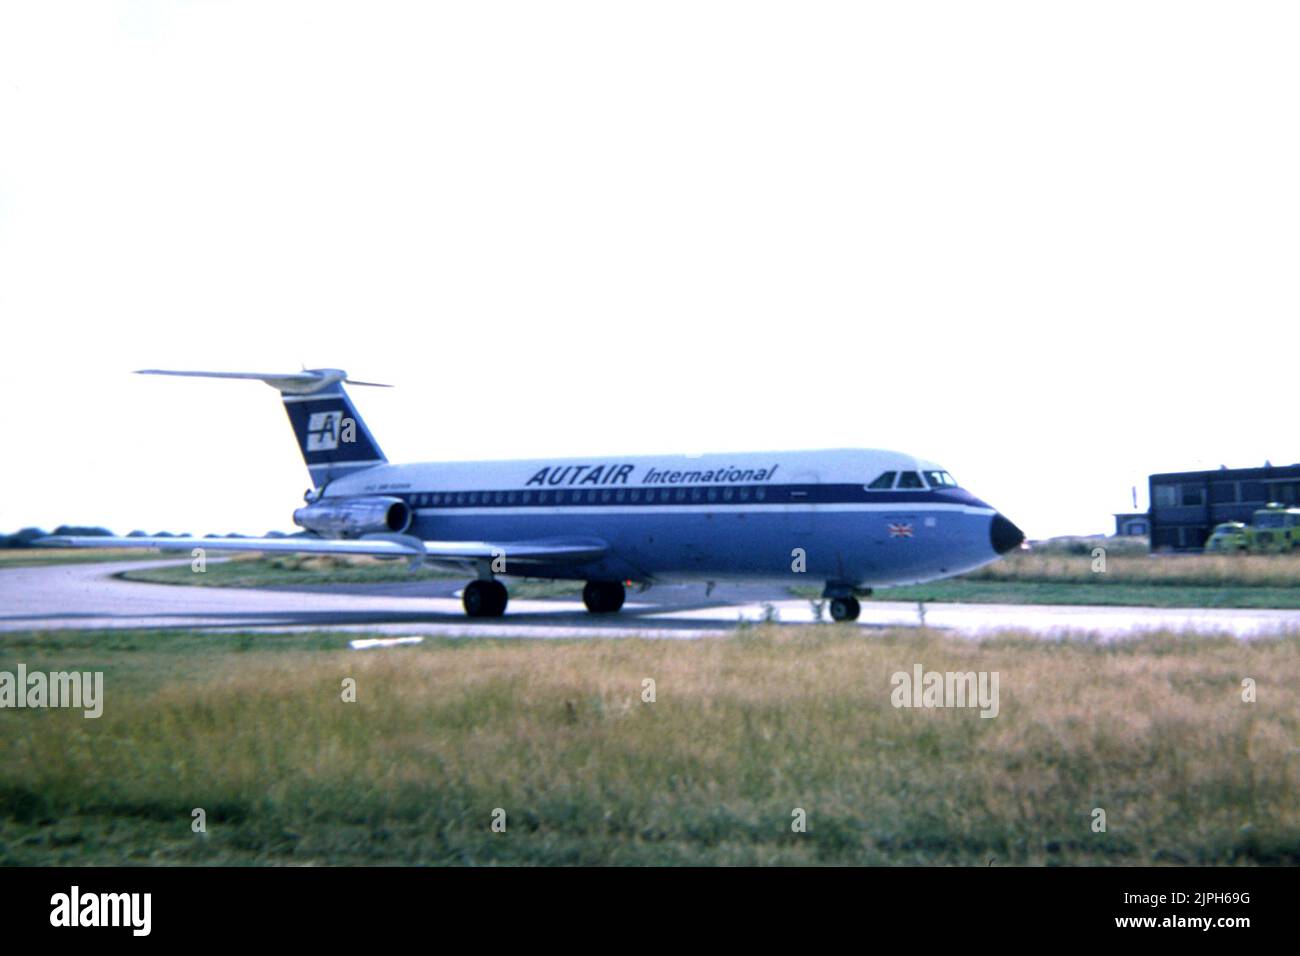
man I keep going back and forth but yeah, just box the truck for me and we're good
[1204,502,1300,553]
[1204,521,1250,553]
[1245,502,1300,553]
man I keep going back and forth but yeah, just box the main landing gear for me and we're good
[462,579,508,618]
[583,580,625,614]
[460,580,627,618]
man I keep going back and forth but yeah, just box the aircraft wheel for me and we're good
[582,581,625,614]
[463,579,508,617]
[829,596,860,622]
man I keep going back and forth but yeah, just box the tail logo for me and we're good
[307,411,352,451]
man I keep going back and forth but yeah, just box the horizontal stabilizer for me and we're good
[135,368,392,394]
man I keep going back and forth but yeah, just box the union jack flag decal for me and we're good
[888,522,914,538]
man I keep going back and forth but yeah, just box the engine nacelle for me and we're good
[292,496,411,538]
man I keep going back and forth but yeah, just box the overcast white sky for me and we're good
[2,1,1297,539]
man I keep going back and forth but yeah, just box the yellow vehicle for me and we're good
[1246,502,1300,553]
[1204,521,1250,553]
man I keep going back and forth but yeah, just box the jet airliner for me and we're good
[41,368,1025,621]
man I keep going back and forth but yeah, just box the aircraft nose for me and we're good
[990,513,1025,555]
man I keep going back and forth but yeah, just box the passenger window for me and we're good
[897,472,924,489]
[722,487,733,501]
[755,488,766,501]
[739,487,750,501]
[868,472,897,489]
[630,489,640,502]
[601,489,612,502]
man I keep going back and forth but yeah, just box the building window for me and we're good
[1181,485,1205,506]
[1240,482,1268,503]
[1271,482,1299,505]
[1153,485,1178,508]
[1210,482,1236,504]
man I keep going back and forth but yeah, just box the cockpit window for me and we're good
[924,470,957,488]
[897,471,924,489]
[867,471,897,489]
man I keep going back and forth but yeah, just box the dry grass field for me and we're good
[968,548,1300,588]
[2,625,1296,865]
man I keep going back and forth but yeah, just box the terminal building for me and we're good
[1145,462,1300,551]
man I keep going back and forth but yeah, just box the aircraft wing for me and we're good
[35,534,608,566]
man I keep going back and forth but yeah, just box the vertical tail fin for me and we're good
[135,367,390,487]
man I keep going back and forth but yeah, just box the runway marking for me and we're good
[349,636,425,650]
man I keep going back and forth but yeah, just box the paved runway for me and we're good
[3,558,1299,640]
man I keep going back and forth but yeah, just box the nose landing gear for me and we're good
[828,595,861,622]
[823,583,869,622]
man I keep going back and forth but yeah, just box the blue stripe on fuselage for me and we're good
[372,484,990,510]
